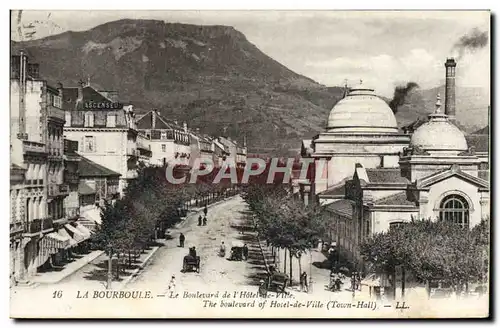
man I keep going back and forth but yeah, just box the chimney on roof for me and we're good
[77,80,85,103]
[444,58,457,120]
[152,110,157,129]
[57,82,63,97]
[183,122,188,132]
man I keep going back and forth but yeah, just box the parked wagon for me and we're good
[228,241,245,261]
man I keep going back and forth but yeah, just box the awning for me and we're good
[361,273,381,287]
[78,182,96,195]
[43,231,71,253]
[64,223,87,243]
[81,207,102,225]
[58,228,78,248]
[74,222,93,238]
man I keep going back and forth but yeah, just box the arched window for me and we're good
[439,194,470,228]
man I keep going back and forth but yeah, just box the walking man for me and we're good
[198,215,202,226]
[203,216,207,226]
[203,205,208,217]
[179,233,185,248]
[300,271,309,293]
[243,244,249,260]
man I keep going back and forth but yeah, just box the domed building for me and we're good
[299,61,490,278]
[300,81,410,197]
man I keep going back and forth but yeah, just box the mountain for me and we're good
[394,85,490,133]
[11,19,345,154]
[11,19,489,153]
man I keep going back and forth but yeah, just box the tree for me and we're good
[360,218,490,298]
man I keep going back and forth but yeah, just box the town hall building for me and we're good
[300,58,490,270]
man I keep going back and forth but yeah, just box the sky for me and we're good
[11,10,490,97]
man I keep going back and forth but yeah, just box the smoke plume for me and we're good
[452,28,489,59]
[389,82,419,114]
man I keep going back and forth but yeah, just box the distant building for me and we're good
[136,110,191,167]
[62,82,139,194]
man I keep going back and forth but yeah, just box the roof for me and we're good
[78,182,96,195]
[78,156,121,178]
[136,111,171,130]
[62,85,114,111]
[320,185,345,197]
[465,134,489,153]
[374,192,415,206]
[325,199,353,217]
[416,164,489,190]
[365,168,410,184]
[478,170,489,182]
[472,126,489,135]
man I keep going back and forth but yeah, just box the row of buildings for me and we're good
[297,57,490,286]
[9,52,247,286]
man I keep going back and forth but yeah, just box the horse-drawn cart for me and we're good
[228,241,245,261]
[182,255,200,273]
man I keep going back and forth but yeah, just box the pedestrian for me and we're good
[189,246,197,258]
[219,241,226,257]
[167,275,178,298]
[203,205,208,217]
[243,244,249,260]
[203,216,207,226]
[179,233,185,248]
[300,271,309,293]
[198,215,202,226]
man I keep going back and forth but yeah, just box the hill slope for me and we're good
[11,19,344,153]
[12,19,489,152]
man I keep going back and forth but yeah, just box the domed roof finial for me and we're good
[435,93,442,113]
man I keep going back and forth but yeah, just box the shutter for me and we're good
[80,137,84,152]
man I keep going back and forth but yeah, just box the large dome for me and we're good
[410,96,468,154]
[327,82,398,133]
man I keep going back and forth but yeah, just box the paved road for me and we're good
[128,195,267,294]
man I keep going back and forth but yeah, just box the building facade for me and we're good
[136,110,191,167]
[62,82,139,194]
[301,58,490,275]
[10,52,71,284]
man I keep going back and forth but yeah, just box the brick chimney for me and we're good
[152,110,157,129]
[77,80,85,103]
[444,58,457,120]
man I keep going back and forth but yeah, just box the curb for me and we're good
[251,215,272,274]
[34,250,105,285]
[115,246,160,290]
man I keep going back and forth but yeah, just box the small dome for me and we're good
[410,95,468,154]
[327,82,398,133]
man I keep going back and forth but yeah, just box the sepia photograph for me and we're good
[8,9,491,319]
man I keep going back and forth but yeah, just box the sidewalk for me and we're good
[31,250,104,284]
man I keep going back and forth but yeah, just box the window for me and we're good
[389,222,404,231]
[479,163,489,170]
[161,131,167,140]
[84,136,96,152]
[161,144,166,152]
[53,95,62,108]
[106,114,117,127]
[438,194,470,228]
[84,112,94,127]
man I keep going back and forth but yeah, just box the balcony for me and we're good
[48,104,65,121]
[24,218,53,234]
[47,183,70,198]
[23,140,47,155]
[10,221,24,235]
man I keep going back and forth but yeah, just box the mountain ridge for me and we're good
[11,19,489,153]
